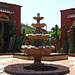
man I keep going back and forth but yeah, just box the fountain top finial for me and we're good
[37,13,40,17]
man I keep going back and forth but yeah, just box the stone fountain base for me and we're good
[13,53,68,61]
[4,63,69,75]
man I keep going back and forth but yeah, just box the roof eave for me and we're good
[60,8,75,12]
[0,2,22,7]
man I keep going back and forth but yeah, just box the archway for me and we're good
[0,14,10,52]
[0,14,9,21]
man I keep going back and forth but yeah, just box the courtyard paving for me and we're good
[0,55,75,75]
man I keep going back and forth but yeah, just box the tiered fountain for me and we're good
[22,13,54,68]
[4,13,69,75]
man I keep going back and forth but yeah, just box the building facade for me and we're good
[0,2,21,36]
[0,2,21,52]
[51,8,75,52]
[60,8,75,47]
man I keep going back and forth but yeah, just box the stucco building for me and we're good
[0,2,21,36]
[0,2,21,51]
[51,8,75,52]
[60,8,75,48]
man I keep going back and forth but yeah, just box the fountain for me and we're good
[4,13,69,75]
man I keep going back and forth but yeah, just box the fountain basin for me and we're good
[21,45,54,57]
[32,23,46,28]
[21,45,55,67]
[24,48,51,56]
[27,34,50,39]
[33,17,44,20]
[4,64,69,75]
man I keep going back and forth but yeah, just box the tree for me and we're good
[51,27,55,32]
[47,25,61,42]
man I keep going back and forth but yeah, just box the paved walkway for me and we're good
[0,55,75,75]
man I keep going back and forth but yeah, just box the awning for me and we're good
[67,14,75,19]
[0,7,14,14]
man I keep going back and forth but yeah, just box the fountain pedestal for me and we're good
[34,56,42,63]
[31,56,44,69]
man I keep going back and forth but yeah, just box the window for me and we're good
[72,9,75,14]
[4,21,10,45]
[0,21,10,45]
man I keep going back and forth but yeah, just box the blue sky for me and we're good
[0,0,75,31]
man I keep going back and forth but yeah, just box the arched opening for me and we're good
[0,14,10,52]
[0,14,9,21]
[72,21,75,48]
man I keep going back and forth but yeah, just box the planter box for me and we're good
[0,53,14,55]
[0,52,22,55]
[13,53,68,61]
[68,53,75,57]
